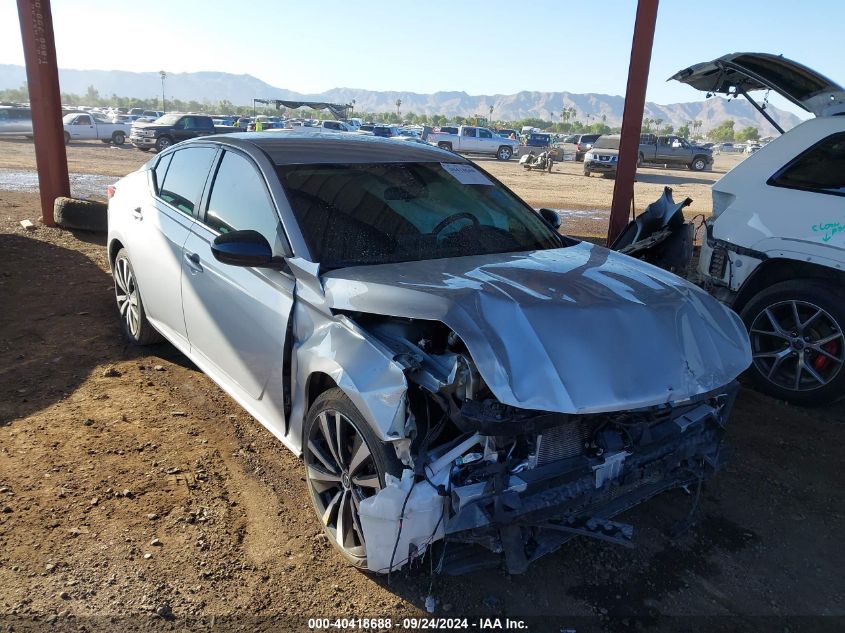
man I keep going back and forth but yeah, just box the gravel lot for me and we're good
[0,138,842,632]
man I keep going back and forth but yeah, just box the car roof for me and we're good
[195,130,462,165]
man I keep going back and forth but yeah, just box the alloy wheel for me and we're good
[305,409,382,561]
[114,257,140,337]
[749,299,844,392]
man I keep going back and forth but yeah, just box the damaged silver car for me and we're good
[107,132,751,574]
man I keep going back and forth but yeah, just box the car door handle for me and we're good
[185,251,203,272]
[131,206,143,220]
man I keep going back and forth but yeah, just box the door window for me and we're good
[153,153,173,194]
[479,129,492,139]
[204,151,281,248]
[768,133,845,197]
[77,115,92,125]
[462,128,476,137]
[157,147,217,215]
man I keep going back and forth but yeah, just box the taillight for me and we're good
[107,185,117,199]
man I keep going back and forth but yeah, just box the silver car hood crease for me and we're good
[309,243,751,414]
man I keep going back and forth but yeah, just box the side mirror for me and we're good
[538,208,561,230]
[211,230,283,268]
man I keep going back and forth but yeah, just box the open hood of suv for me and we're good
[670,52,845,117]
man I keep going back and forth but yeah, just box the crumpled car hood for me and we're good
[320,243,751,414]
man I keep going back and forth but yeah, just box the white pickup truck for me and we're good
[62,112,131,145]
[428,125,519,160]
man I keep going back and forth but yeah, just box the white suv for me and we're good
[673,53,845,404]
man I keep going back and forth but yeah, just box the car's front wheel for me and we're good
[303,388,402,569]
[690,157,708,171]
[112,249,162,345]
[155,136,173,152]
[741,280,845,405]
[497,146,512,161]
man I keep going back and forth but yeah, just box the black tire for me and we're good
[155,136,173,152]
[437,142,452,151]
[690,156,708,171]
[497,146,512,161]
[112,248,163,345]
[64,132,70,145]
[112,131,126,145]
[303,387,403,569]
[583,169,591,177]
[53,197,108,232]
[740,280,845,406]
[637,153,644,167]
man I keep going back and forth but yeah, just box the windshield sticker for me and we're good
[441,163,493,186]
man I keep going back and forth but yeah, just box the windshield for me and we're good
[277,162,563,269]
[593,136,620,150]
[154,114,182,125]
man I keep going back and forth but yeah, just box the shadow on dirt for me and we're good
[567,513,759,631]
[635,172,717,186]
[0,233,192,424]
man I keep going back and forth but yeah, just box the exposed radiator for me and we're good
[537,421,588,465]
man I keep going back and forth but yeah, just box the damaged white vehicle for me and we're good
[107,132,751,574]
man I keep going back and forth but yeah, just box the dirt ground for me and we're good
[0,139,843,632]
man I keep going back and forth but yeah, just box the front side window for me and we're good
[205,151,280,248]
[157,147,217,215]
[277,162,563,269]
[768,133,845,197]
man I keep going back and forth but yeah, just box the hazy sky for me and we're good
[2,0,842,117]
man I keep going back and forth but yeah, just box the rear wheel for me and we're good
[437,142,452,151]
[303,388,402,569]
[112,249,163,345]
[112,131,125,145]
[497,146,512,161]
[740,280,845,405]
[583,169,591,177]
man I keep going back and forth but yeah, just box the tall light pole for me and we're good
[159,70,166,112]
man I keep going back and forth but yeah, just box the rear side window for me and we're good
[768,133,845,197]
[204,151,280,248]
[157,147,217,215]
[153,153,173,194]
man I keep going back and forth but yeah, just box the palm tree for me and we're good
[395,98,402,117]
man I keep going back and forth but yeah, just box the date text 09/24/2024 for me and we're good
[307,617,529,630]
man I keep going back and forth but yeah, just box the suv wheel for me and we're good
[303,388,402,569]
[497,146,512,161]
[740,280,845,405]
[155,136,173,152]
[690,157,707,171]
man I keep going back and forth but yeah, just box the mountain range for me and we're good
[0,64,804,136]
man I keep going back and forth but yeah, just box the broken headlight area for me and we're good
[349,314,739,575]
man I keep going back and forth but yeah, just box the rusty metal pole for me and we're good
[17,0,69,227]
[607,0,659,245]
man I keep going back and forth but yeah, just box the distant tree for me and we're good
[677,124,690,138]
[735,126,760,142]
[710,119,736,141]
[84,85,100,104]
